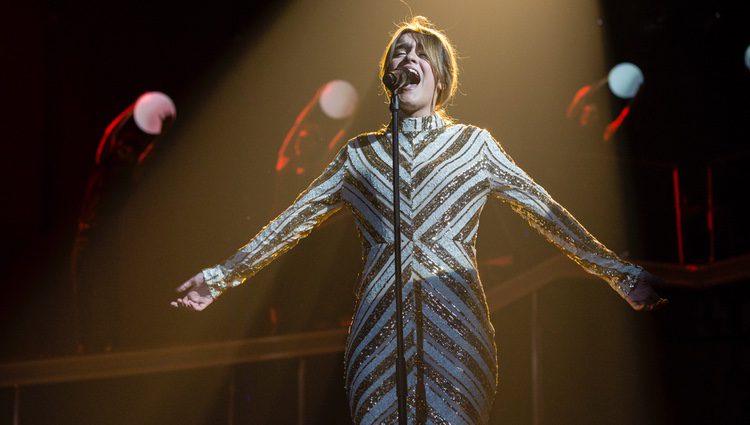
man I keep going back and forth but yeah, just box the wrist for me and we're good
[202,266,226,300]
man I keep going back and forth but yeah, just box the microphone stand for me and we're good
[388,89,408,425]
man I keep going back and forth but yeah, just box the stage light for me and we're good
[133,92,177,135]
[608,62,644,99]
[745,44,750,71]
[94,92,176,166]
[318,80,358,119]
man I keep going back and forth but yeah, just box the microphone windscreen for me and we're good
[382,73,398,90]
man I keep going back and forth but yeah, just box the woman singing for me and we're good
[172,16,666,425]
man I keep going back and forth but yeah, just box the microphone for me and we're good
[382,68,421,91]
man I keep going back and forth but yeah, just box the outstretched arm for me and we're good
[480,130,666,310]
[172,145,348,310]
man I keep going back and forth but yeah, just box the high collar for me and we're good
[393,114,445,134]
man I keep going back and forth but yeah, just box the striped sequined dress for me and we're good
[202,114,643,424]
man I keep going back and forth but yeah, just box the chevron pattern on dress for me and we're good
[342,120,498,425]
[203,113,644,424]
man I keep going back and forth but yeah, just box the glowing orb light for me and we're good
[608,63,644,99]
[745,44,750,71]
[319,80,358,119]
[134,92,176,135]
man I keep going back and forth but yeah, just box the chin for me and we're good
[398,98,425,113]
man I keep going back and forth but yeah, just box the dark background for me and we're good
[1,0,749,424]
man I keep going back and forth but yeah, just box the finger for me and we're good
[188,299,203,311]
[176,280,193,293]
[170,301,178,308]
[643,297,668,311]
[654,298,669,309]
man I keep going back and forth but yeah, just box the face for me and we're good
[388,33,438,117]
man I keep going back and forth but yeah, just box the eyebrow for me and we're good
[393,40,422,52]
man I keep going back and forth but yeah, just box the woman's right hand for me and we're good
[171,272,214,311]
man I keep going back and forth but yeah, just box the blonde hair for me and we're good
[379,16,459,121]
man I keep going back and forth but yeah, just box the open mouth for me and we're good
[402,66,421,90]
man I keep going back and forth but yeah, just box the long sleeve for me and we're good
[202,145,348,299]
[479,129,645,308]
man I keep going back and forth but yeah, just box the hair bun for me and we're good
[410,15,434,28]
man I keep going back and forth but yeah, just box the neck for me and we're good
[400,107,436,118]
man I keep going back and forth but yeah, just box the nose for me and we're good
[404,49,419,63]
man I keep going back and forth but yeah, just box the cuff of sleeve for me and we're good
[618,269,640,297]
[202,266,227,300]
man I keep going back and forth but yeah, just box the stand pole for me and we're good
[389,92,408,425]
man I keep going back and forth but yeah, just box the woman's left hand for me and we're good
[627,270,669,311]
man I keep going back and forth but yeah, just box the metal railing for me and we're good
[2,252,749,424]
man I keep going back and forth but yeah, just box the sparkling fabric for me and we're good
[203,114,643,424]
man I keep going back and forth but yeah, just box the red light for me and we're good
[603,105,630,141]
